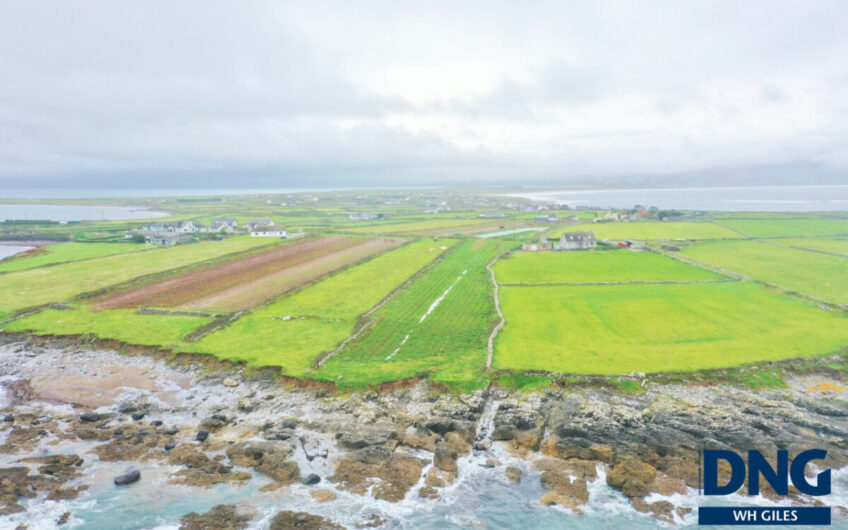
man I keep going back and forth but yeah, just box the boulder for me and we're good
[196,431,209,442]
[302,473,321,486]
[180,503,253,530]
[433,449,458,473]
[606,457,658,499]
[269,511,344,530]
[401,428,439,452]
[114,469,140,486]
[336,428,398,450]
[330,446,425,502]
[505,466,522,483]
[226,441,300,485]
[79,412,101,423]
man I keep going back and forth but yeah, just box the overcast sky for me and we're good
[1,1,847,189]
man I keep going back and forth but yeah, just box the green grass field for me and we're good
[0,242,148,274]
[317,239,506,391]
[494,250,724,284]
[345,218,495,234]
[494,282,848,375]
[188,239,456,375]
[4,304,210,348]
[679,240,848,304]
[718,218,848,237]
[550,222,740,241]
[775,237,848,256]
[0,237,277,320]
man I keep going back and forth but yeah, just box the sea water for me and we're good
[510,184,848,212]
[6,444,848,529]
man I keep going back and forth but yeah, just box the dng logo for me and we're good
[704,449,830,496]
[698,449,832,525]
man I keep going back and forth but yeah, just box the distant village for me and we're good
[125,218,286,246]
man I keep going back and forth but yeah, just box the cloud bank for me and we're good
[1,1,847,188]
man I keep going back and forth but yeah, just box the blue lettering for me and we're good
[748,449,788,495]
[704,450,745,495]
[790,449,831,496]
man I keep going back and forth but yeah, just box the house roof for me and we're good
[562,231,596,242]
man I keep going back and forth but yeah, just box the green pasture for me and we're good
[718,218,848,237]
[0,242,147,274]
[550,222,739,241]
[0,236,276,320]
[494,250,724,284]
[774,237,848,256]
[4,304,210,348]
[679,240,848,304]
[189,238,456,374]
[345,218,495,234]
[317,239,506,391]
[494,282,848,375]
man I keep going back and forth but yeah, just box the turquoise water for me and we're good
[6,452,847,529]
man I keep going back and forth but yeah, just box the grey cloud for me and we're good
[1,0,847,189]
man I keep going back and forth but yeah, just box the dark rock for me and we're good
[56,511,71,526]
[79,412,100,423]
[269,510,344,530]
[2,415,13,422]
[113,428,123,437]
[150,420,163,427]
[180,503,253,530]
[330,446,426,502]
[164,427,179,435]
[165,441,177,451]
[302,473,321,486]
[114,469,141,486]
[424,417,452,435]
[131,413,145,421]
[196,431,209,442]
[336,428,398,450]
[226,441,300,484]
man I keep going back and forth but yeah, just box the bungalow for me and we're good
[349,212,378,221]
[560,231,597,250]
[176,221,197,233]
[149,233,194,246]
[250,225,287,238]
[211,218,238,233]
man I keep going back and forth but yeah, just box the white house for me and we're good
[250,225,287,238]
[560,231,597,250]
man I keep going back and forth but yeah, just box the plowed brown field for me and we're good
[94,236,403,312]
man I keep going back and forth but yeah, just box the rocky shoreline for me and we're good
[1,337,847,528]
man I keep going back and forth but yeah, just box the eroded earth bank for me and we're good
[1,337,847,529]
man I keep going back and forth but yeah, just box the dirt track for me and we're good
[183,237,404,311]
[93,236,396,311]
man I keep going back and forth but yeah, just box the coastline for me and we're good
[2,337,847,528]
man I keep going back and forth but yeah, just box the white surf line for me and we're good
[385,269,467,361]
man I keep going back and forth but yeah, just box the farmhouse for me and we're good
[211,218,238,233]
[534,214,558,223]
[249,218,274,227]
[250,225,287,238]
[349,212,378,221]
[125,230,194,246]
[560,231,597,250]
